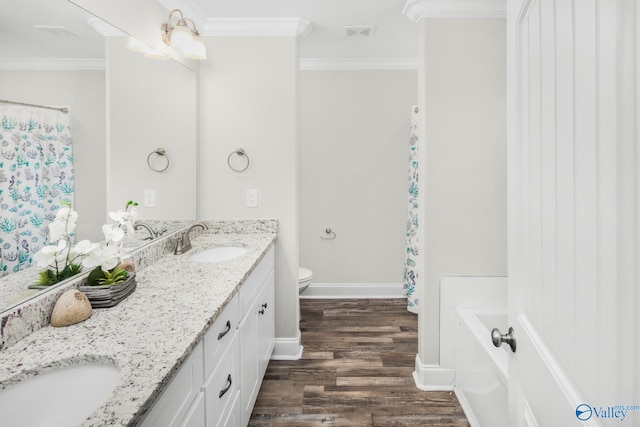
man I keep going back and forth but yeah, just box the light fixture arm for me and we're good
[160,8,207,60]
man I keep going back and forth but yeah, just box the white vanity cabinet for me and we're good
[202,295,240,427]
[139,341,205,427]
[138,247,275,427]
[239,250,275,427]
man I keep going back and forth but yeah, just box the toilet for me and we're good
[298,267,313,294]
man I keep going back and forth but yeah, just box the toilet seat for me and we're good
[299,267,313,283]
[298,267,313,295]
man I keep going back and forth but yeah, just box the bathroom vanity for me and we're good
[0,227,276,427]
[139,245,275,427]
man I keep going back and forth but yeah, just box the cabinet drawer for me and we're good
[139,342,204,427]
[239,246,274,315]
[204,294,239,378]
[180,392,205,427]
[203,333,240,427]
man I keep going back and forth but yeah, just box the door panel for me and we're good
[508,0,638,425]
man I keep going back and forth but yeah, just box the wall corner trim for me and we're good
[201,18,311,37]
[412,354,455,391]
[271,331,304,360]
[403,0,506,22]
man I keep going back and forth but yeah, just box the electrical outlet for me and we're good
[144,189,156,207]
[246,189,258,207]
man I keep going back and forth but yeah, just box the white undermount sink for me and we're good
[0,362,120,427]
[188,246,248,263]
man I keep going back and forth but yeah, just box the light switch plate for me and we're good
[246,189,258,207]
[144,189,156,207]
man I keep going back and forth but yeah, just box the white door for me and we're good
[507,0,639,426]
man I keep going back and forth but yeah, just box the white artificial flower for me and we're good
[102,224,125,243]
[48,206,78,241]
[48,219,67,242]
[82,244,120,271]
[54,206,71,220]
[33,240,67,268]
[109,209,136,236]
[74,239,98,255]
[81,249,101,270]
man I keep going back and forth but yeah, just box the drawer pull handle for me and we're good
[219,374,232,398]
[217,320,231,340]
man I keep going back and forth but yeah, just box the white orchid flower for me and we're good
[48,219,67,242]
[33,240,67,268]
[48,206,78,241]
[74,239,98,255]
[109,209,136,236]
[82,244,120,271]
[102,224,125,243]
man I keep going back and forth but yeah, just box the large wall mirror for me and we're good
[0,0,197,313]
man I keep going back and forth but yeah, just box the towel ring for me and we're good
[147,147,170,172]
[227,148,250,172]
[320,228,336,240]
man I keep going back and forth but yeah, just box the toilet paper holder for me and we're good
[320,228,336,240]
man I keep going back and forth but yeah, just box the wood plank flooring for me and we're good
[249,299,469,426]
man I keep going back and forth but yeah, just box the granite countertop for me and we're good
[0,231,276,426]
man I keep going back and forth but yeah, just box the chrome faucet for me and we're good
[174,222,208,255]
[134,222,158,240]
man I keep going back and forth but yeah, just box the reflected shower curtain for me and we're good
[0,105,74,277]
[403,106,419,313]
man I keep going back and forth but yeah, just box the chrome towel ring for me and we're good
[227,148,250,172]
[147,147,170,172]
[320,228,336,239]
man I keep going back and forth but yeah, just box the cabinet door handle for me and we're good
[217,320,231,340]
[259,309,265,315]
[219,374,232,399]
[261,303,268,309]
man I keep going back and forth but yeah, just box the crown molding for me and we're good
[0,59,105,70]
[299,58,418,71]
[87,17,125,37]
[403,0,506,21]
[201,18,311,37]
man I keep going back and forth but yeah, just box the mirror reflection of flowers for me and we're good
[33,201,89,285]
[33,200,139,286]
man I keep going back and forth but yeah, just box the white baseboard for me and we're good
[454,388,480,427]
[300,283,404,299]
[412,354,455,391]
[270,331,304,360]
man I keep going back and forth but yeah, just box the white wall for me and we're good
[299,70,417,285]
[106,37,197,220]
[198,36,300,347]
[0,69,106,242]
[417,18,507,365]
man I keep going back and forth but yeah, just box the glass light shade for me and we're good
[144,48,169,60]
[169,22,194,53]
[126,36,147,53]
[183,34,207,60]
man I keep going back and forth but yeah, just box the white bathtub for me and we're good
[455,309,509,427]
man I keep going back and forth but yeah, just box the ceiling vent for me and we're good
[344,25,376,37]
[33,26,86,39]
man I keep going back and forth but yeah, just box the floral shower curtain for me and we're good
[0,104,74,277]
[403,105,419,314]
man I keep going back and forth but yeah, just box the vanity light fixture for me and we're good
[126,36,169,60]
[161,9,207,60]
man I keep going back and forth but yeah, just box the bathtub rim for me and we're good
[456,308,509,387]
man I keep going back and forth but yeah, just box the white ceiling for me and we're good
[0,0,105,59]
[0,0,417,63]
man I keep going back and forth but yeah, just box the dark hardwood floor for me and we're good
[249,298,470,426]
